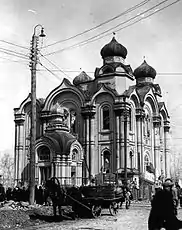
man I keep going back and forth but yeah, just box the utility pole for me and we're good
[29,25,45,205]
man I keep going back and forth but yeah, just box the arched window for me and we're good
[103,150,111,173]
[144,154,150,172]
[38,146,50,161]
[72,148,78,161]
[144,113,151,138]
[102,106,110,130]
[70,110,76,134]
[129,109,132,131]
[130,151,134,169]
[103,66,113,74]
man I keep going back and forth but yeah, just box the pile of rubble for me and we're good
[0,201,53,229]
[0,200,42,211]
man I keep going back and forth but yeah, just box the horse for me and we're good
[115,186,132,209]
[44,177,65,218]
[65,186,90,218]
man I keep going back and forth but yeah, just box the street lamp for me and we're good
[29,24,45,205]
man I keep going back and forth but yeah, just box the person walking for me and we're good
[148,178,182,230]
[173,182,180,215]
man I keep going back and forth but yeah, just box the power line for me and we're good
[38,62,65,82]
[0,49,29,60]
[0,39,29,50]
[39,52,72,80]
[45,0,180,57]
[0,47,28,58]
[38,69,94,74]
[43,0,151,48]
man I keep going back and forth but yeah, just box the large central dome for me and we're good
[100,37,127,59]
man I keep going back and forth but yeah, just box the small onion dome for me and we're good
[134,60,156,79]
[100,37,127,59]
[50,102,64,115]
[73,71,92,86]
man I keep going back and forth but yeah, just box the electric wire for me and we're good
[39,52,72,80]
[0,47,29,58]
[45,0,179,56]
[0,49,29,60]
[0,39,29,50]
[38,61,65,82]
[43,0,151,48]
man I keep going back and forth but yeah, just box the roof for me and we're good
[44,130,76,155]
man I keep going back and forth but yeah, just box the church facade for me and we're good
[14,37,171,199]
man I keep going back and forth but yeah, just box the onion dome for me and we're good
[73,71,92,86]
[134,60,156,79]
[100,37,127,59]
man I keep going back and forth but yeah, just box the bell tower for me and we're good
[94,36,134,94]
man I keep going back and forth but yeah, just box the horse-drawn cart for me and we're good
[80,184,124,217]
[45,177,125,219]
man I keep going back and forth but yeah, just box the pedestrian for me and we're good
[148,178,182,230]
[0,183,5,202]
[179,187,182,208]
[6,187,13,201]
[173,182,179,215]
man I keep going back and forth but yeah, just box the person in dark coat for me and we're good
[148,178,182,230]
[0,183,5,202]
[6,187,13,201]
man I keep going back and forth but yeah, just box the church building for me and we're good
[14,37,171,199]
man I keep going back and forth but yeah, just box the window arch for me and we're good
[70,110,76,134]
[37,146,50,161]
[129,109,132,131]
[144,154,150,172]
[72,148,78,161]
[102,105,110,130]
[103,150,111,173]
[103,66,114,74]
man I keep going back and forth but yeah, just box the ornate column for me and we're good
[115,114,120,170]
[153,115,161,180]
[53,156,61,181]
[114,100,130,183]
[14,123,19,186]
[135,108,145,198]
[81,105,96,180]
[60,155,66,185]
[164,120,170,178]
[14,113,25,185]
[77,161,82,186]
[65,156,72,185]
[135,108,145,174]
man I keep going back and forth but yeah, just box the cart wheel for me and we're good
[91,204,102,218]
[109,202,118,216]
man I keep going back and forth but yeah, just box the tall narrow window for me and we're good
[144,154,150,172]
[103,106,110,130]
[70,110,76,134]
[103,150,111,173]
[129,109,132,131]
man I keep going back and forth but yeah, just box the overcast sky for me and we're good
[0,0,182,157]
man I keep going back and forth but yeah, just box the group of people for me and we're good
[148,178,182,230]
[0,183,49,205]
